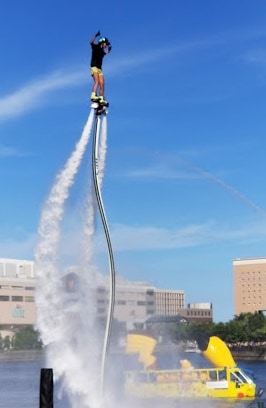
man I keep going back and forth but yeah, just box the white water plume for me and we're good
[75,117,110,396]
[98,115,108,188]
[35,109,94,344]
[34,108,106,407]
[81,186,97,268]
[81,115,108,268]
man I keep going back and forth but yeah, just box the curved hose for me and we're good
[92,114,116,394]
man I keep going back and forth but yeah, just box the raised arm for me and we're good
[105,44,112,55]
[90,30,101,45]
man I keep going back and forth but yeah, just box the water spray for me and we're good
[35,105,115,407]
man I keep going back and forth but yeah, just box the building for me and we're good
[233,257,266,315]
[100,275,212,328]
[146,302,213,326]
[97,274,156,329]
[0,258,36,330]
[155,288,185,315]
[185,302,213,322]
[0,258,213,333]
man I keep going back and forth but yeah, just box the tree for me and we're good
[12,326,42,350]
[167,312,266,344]
[3,336,10,350]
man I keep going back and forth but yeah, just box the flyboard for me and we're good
[91,100,109,116]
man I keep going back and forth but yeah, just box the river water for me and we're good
[0,358,265,408]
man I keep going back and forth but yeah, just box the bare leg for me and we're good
[98,74,105,97]
[92,72,100,94]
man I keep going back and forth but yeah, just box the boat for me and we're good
[124,334,262,399]
[184,341,201,353]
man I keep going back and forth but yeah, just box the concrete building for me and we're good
[146,302,213,326]
[155,288,185,315]
[0,258,36,330]
[185,302,213,322]
[97,274,157,329]
[100,275,212,327]
[0,258,213,333]
[233,257,266,315]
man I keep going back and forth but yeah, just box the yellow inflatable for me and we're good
[126,334,157,368]
[200,335,236,368]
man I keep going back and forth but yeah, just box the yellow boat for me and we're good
[124,334,259,399]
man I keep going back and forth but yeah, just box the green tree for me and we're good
[167,312,266,344]
[3,336,10,350]
[231,312,266,341]
[12,326,42,350]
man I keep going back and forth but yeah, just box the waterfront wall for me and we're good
[230,345,266,362]
[0,345,265,362]
[0,350,43,362]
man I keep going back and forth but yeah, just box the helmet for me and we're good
[98,36,109,45]
[98,36,106,43]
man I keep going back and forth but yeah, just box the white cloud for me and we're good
[122,150,266,218]
[0,70,87,122]
[109,220,266,252]
[0,144,26,157]
[1,216,266,261]
[1,27,265,122]
[244,49,266,66]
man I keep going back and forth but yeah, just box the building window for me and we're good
[0,296,9,301]
[12,309,24,318]
[12,296,23,302]
[25,296,34,302]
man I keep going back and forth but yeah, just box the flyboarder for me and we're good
[90,30,112,106]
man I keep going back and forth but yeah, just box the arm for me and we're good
[105,44,112,55]
[90,35,96,45]
[90,30,100,45]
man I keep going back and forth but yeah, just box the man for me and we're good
[90,30,112,105]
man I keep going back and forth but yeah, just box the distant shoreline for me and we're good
[231,348,266,362]
[0,347,265,362]
[0,350,43,362]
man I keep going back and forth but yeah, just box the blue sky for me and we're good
[1,0,266,322]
